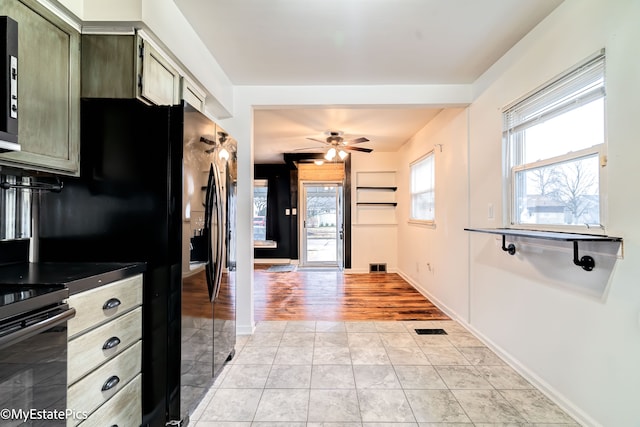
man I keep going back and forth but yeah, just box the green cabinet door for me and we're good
[0,0,80,176]
[82,34,181,107]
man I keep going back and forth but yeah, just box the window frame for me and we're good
[253,179,268,241]
[503,51,607,234]
[409,150,435,225]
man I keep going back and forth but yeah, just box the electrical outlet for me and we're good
[488,203,494,220]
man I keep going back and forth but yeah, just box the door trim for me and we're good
[299,181,344,268]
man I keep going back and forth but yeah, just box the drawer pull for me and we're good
[103,298,122,310]
[102,375,120,391]
[102,336,121,350]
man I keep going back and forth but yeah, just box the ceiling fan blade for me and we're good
[343,146,373,153]
[306,137,329,145]
[292,146,323,152]
[344,137,369,145]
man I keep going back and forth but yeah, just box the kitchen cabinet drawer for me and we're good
[67,341,141,426]
[77,373,141,427]
[0,0,80,175]
[68,307,141,385]
[68,274,142,337]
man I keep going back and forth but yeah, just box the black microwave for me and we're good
[0,16,19,152]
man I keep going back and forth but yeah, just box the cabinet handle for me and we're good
[101,375,120,392]
[102,336,121,350]
[102,298,121,310]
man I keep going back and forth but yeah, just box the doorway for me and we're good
[299,182,343,268]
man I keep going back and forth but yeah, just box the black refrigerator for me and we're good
[38,98,237,427]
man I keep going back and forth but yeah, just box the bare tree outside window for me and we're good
[517,154,599,226]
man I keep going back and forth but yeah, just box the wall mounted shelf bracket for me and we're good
[501,235,516,255]
[573,241,595,271]
[465,228,622,272]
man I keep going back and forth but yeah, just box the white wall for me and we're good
[464,0,640,425]
[350,151,399,273]
[396,108,470,320]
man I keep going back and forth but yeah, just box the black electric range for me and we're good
[0,284,68,323]
[0,261,146,322]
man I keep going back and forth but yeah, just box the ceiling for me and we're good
[174,0,564,164]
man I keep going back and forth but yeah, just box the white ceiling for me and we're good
[174,0,564,163]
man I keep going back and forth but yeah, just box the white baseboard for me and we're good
[396,270,464,323]
[236,322,255,335]
[346,267,398,274]
[396,268,597,427]
[254,258,294,265]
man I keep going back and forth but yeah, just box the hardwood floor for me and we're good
[254,265,449,321]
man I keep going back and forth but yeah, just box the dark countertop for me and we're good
[0,261,147,295]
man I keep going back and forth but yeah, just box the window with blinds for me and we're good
[503,51,606,231]
[410,151,435,222]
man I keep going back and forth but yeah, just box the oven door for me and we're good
[0,304,75,426]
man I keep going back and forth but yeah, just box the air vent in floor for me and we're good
[414,328,447,335]
[369,263,387,273]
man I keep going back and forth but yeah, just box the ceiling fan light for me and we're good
[325,147,337,161]
[338,149,348,160]
[313,159,324,166]
[218,147,230,161]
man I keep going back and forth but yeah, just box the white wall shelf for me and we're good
[355,172,397,224]
[465,227,623,271]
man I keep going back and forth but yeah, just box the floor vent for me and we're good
[415,328,447,335]
[369,263,387,273]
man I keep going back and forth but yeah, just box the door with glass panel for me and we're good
[300,182,343,268]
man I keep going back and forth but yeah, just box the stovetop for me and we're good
[0,261,146,323]
[0,284,68,323]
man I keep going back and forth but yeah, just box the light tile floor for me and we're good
[188,320,580,426]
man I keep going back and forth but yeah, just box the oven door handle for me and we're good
[0,307,76,349]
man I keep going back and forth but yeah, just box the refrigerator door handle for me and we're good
[204,164,216,301]
[212,164,225,300]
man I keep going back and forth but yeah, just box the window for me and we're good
[410,152,435,222]
[504,52,606,231]
[253,179,268,240]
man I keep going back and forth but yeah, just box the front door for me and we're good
[300,182,343,268]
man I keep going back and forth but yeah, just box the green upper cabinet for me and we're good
[0,0,80,176]
[181,75,206,113]
[82,33,181,106]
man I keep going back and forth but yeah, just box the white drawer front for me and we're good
[77,373,141,427]
[68,307,142,385]
[67,341,141,426]
[68,274,142,337]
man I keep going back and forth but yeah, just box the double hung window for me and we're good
[504,52,606,232]
[410,152,435,222]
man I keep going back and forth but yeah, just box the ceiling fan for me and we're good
[301,130,373,161]
[306,130,373,153]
